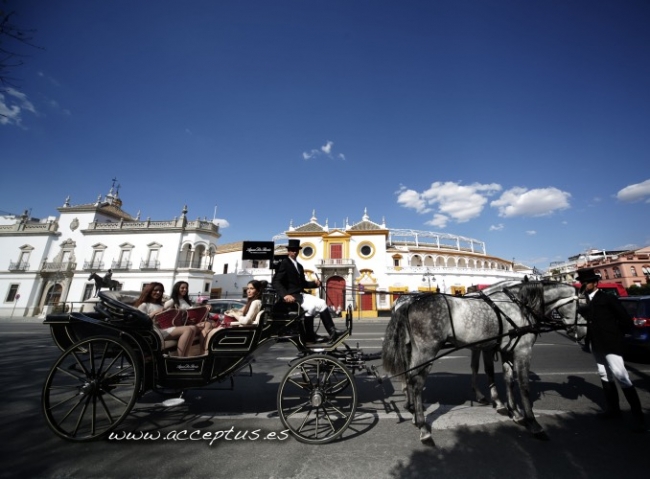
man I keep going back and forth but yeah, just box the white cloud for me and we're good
[303,140,345,161]
[491,187,570,217]
[0,88,37,126]
[616,179,650,203]
[526,230,537,235]
[397,181,501,228]
[489,224,504,231]
[321,141,333,154]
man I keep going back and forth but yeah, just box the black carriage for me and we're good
[41,244,377,445]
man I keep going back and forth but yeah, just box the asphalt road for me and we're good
[1,317,648,479]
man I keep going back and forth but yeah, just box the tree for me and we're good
[0,2,39,89]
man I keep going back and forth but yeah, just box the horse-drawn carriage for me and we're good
[42,243,587,447]
[41,286,382,444]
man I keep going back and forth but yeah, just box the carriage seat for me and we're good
[95,291,152,330]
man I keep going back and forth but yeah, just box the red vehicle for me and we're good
[572,282,628,298]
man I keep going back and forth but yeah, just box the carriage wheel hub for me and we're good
[310,390,324,407]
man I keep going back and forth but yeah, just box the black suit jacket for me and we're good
[272,257,317,301]
[579,290,632,355]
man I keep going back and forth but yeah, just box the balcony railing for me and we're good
[111,260,132,271]
[41,261,76,272]
[140,260,160,270]
[8,261,30,271]
[318,258,356,267]
[83,260,104,270]
[176,261,205,269]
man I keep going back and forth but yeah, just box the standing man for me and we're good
[577,268,646,433]
[272,239,343,343]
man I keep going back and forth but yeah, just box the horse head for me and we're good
[510,281,587,340]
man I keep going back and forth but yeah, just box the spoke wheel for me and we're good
[42,336,141,441]
[277,354,356,444]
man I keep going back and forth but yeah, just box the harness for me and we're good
[390,283,582,379]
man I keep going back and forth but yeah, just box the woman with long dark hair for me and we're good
[134,282,198,357]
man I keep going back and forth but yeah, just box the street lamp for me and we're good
[422,270,436,291]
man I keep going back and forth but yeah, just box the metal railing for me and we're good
[8,261,30,271]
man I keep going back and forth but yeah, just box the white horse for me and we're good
[382,281,586,445]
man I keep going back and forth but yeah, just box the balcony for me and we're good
[83,260,104,271]
[111,260,132,271]
[8,261,30,271]
[140,260,160,270]
[41,261,76,272]
[318,258,356,267]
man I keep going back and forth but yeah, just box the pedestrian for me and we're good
[576,268,646,433]
[272,239,343,343]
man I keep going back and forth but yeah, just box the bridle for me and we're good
[503,283,583,337]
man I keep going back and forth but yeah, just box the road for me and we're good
[1,317,648,479]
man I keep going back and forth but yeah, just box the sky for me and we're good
[1,0,649,271]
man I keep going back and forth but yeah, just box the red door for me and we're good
[330,243,342,260]
[361,291,373,311]
[326,277,345,310]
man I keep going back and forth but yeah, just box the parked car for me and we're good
[619,295,650,356]
[205,298,247,320]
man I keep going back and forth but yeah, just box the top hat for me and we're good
[575,268,601,284]
[286,239,302,250]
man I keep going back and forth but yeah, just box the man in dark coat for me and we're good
[577,268,646,432]
[272,239,343,343]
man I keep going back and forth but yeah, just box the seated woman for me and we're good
[134,282,198,357]
[217,280,267,330]
[164,280,214,351]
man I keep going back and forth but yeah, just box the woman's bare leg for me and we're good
[170,325,198,357]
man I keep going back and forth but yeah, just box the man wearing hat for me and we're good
[272,239,344,343]
[576,267,646,432]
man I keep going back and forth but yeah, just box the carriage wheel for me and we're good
[277,354,357,444]
[42,336,141,441]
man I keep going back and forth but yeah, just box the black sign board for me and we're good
[242,241,275,261]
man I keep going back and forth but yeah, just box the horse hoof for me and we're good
[420,433,435,447]
[513,416,527,427]
[476,398,490,406]
[533,431,550,441]
[495,406,509,416]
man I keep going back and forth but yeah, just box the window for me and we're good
[330,243,343,259]
[6,284,19,302]
[89,250,103,269]
[143,248,160,269]
[613,267,621,278]
[301,244,315,258]
[358,242,374,259]
[82,284,94,301]
[223,264,229,274]
[630,266,637,277]
[117,248,132,269]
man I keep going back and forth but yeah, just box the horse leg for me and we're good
[501,354,524,423]
[401,379,415,414]
[409,370,434,446]
[470,349,489,405]
[483,349,507,415]
[514,354,547,439]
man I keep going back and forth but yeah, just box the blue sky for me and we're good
[1,0,649,270]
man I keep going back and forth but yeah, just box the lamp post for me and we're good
[422,270,436,292]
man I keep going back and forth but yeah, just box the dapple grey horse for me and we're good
[382,281,586,445]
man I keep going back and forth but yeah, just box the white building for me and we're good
[212,209,528,318]
[1,188,528,318]
[0,186,220,317]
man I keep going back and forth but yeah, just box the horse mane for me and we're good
[513,281,545,311]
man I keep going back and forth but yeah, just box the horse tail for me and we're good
[382,299,412,379]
